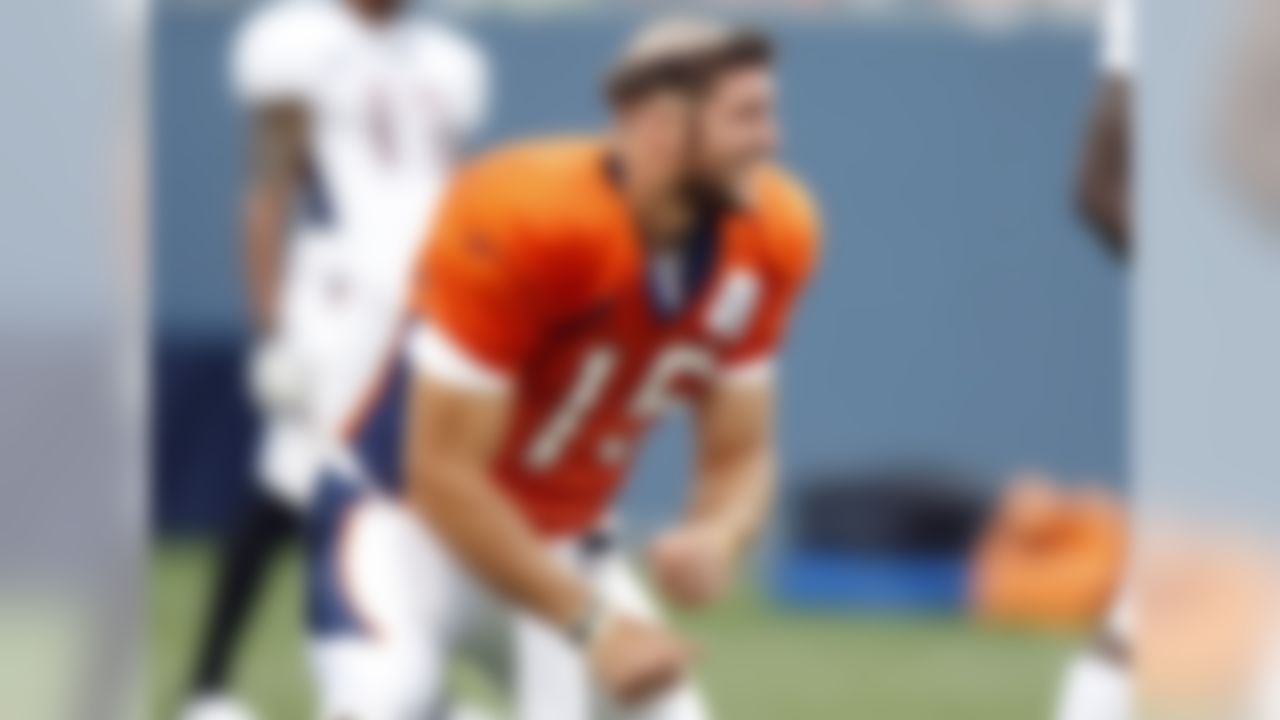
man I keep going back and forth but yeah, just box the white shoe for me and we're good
[449,705,499,720]
[179,694,258,720]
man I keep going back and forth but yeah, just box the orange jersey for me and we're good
[414,138,821,536]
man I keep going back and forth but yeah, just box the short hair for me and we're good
[605,18,774,108]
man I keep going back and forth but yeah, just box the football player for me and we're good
[179,1,488,718]
[1055,0,1134,718]
[307,18,821,720]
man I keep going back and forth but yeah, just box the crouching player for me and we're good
[309,19,821,719]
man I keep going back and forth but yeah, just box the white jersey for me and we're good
[230,0,488,508]
[1100,0,1135,78]
[231,0,489,307]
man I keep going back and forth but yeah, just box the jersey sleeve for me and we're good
[720,178,822,380]
[229,3,327,106]
[409,179,547,383]
[428,28,492,143]
[1101,0,1135,77]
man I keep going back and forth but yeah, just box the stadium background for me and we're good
[152,1,1124,716]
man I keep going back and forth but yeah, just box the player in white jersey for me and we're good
[180,1,488,718]
[1055,0,1134,718]
[239,0,488,510]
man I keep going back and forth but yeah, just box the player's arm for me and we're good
[1076,79,1132,257]
[241,103,308,334]
[691,377,777,550]
[404,366,592,629]
[649,174,821,609]
[435,30,493,156]
[650,176,820,609]
[650,376,777,609]
[405,342,693,704]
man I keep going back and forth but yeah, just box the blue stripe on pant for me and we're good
[306,473,375,638]
[351,356,411,495]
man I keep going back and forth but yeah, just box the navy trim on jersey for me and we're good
[645,211,722,320]
[603,152,725,320]
[350,355,411,495]
[684,212,722,303]
[306,475,372,637]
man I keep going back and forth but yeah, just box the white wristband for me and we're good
[566,596,613,650]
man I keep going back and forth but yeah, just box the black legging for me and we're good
[188,489,300,694]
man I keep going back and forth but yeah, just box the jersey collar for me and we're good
[600,152,731,320]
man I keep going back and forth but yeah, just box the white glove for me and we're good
[247,338,312,418]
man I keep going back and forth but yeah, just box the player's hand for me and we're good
[649,523,737,609]
[588,614,694,706]
[247,338,311,417]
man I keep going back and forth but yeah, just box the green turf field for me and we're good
[152,542,1076,719]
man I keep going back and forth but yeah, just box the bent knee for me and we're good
[313,641,446,720]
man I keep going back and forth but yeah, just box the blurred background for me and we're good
[151,0,1125,717]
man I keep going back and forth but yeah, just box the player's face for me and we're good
[689,65,779,201]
